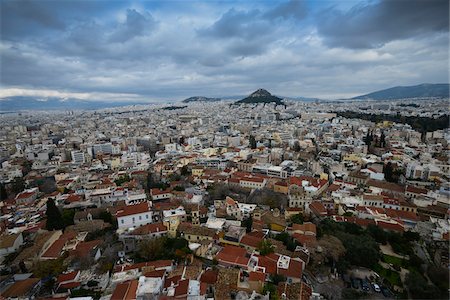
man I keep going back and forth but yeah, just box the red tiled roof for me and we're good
[240,233,263,248]
[116,202,151,218]
[310,201,327,216]
[278,258,303,279]
[406,185,428,194]
[164,275,182,289]
[256,254,277,274]
[59,281,81,290]
[249,271,266,282]
[174,279,189,297]
[16,191,36,200]
[151,188,172,196]
[132,222,167,235]
[292,233,316,247]
[72,240,102,257]
[41,231,77,259]
[376,220,404,232]
[115,260,173,273]
[143,269,166,278]
[57,271,79,283]
[291,223,316,235]
[199,269,218,284]
[111,280,138,300]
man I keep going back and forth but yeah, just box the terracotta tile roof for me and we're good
[256,254,278,274]
[376,220,404,232]
[292,233,316,247]
[151,188,172,196]
[41,231,77,259]
[57,270,79,283]
[111,280,138,300]
[72,240,102,257]
[164,275,182,289]
[291,223,316,235]
[115,260,173,273]
[143,269,166,278]
[406,185,428,194]
[249,271,266,282]
[59,281,81,290]
[199,269,218,284]
[2,278,40,298]
[131,222,167,235]
[367,179,404,193]
[309,201,327,216]
[174,279,189,297]
[116,202,151,218]
[278,258,303,279]
[240,233,263,248]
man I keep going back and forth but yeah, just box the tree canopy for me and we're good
[45,198,64,230]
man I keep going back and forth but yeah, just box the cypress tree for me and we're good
[46,198,64,230]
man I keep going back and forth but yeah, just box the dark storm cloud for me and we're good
[264,0,307,20]
[318,0,449,48]
[109,9,157,43]
[199,8,270,39]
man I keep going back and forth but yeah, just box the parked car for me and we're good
[381,286,393,298]
[360,279,370,292]
[372,283,381,292]
[351,277,360,289]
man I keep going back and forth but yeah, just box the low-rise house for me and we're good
[178,223,216,243]
[120,222,168,252]
[150,188,173,201]
[116,202,153,230]
[15,188,38,205]
[0,232,24,259]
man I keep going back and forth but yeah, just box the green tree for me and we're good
[242,216,253,233]
[0,182,7,200]
[262,283,279,300]
[45,198,64,230]
[269,274,286,285]
[61,209,75,228]
[406,271,441,299]
[249,135,257,149]
[33,258,65,277]
[290,214,304,225]
[257,240,275,255]
[383,162,394,182]
[114,174,131,186]
[11,177,25,194]
[137,238,166,261]
[180,165,190,176]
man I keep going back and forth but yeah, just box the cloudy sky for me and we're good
[1,0,448,102]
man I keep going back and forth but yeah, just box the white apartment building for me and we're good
[116,202,153,229]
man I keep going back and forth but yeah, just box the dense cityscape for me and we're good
[0,93,449,299]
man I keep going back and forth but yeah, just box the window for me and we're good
[139,216,142,220]
[132,217,135,223]
[121,219,124,224]
[146,214,149,219]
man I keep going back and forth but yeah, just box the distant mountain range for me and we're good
[2,83,448,111]
[352,83,449,100]
[0,96,149,111]
[234,89,285,105]
[182,96,222,103]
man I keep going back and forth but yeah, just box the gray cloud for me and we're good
[318,0,449,48]
[109,9,157,43]
[264,0,307,20]
[0,1,448,101]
